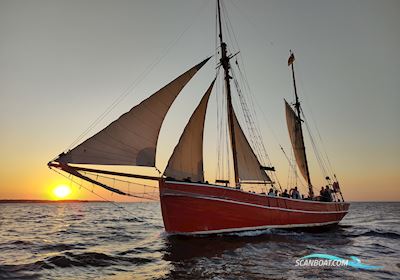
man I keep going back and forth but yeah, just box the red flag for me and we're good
[288,53,295,66]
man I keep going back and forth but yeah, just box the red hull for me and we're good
[159,180,349,235]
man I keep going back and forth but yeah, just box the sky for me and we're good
[0,0,399,202]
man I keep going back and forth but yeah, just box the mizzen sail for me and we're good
[164,80,215,182]
[232,110,271,183]
[56,57,210,166]
[284,99,311,185]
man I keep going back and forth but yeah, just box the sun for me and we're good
[53,185,72,199]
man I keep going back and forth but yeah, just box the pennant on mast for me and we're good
[164,79,216,182]
[56,57,211,167]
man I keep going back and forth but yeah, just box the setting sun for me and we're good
[53,185,71,199]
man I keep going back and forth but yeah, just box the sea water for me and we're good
[0,202,399,279]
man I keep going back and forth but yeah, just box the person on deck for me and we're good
[319,187,326,201]
[268,188,276,196]
[281,189,290,198]
[325,185,333,202]
[274,189,279,196]
[290,187,301,199]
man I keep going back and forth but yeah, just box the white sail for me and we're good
[232,110,271,182]
[56,57,210,166]
[285,99,310,183]
[164,80,215,182]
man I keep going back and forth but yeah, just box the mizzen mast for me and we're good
[217,0,240,188]
[288,51,314,197]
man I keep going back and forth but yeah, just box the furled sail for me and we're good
[56,57,211,166]
[164,79,215,182]
[232,110,271,182]
[284,99,311,184]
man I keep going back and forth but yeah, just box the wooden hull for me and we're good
[159,180,349,235]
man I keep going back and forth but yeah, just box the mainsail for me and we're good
[164,80,215,182]
[56,57,210,167]
[232,110,271,183]
[284,99,311,185]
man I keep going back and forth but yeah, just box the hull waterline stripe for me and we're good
[162,191,348,214]
[168,220,341,235]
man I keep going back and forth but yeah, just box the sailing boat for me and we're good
[48,0,349,235]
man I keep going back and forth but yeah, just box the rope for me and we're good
[302,110,330,179]
[80,171,158,191]
[229,0,277,50]
[215,0,284,191]
[50,168,155,218]
[293,60,337,180]
[59,0,213,156]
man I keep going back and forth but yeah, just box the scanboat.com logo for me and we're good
[295,254,383,270]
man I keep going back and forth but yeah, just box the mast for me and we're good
[217,0,240,188]
[289,51,314,197]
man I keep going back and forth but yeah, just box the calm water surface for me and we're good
[0,202,399,279]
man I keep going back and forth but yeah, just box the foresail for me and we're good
[232,110,271,182]
[56,57,211,166]
[164,79,215,182]
[284,99,311,184]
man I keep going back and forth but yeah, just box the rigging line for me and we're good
[81,171,158,189]
[302,110,330,178]
[217,69,224,180]
[232,67,265,162]
[217,5,228,182]
[215,3,223,182]
[221,0,239,54]
[79,178,158,201]
[304,120,330,178]
[288,152,294,188]
[236,60,270,152]
[238,67,273,165]
[294,61,336,177]
[286,152,292,189]
[219,77,224,179]
[63,0,213,153]
[280,143,306,189]
[216,71,226,180]
[219,78,231,183]
[218,1,243,184]
[224,83,231,183]
[291,151,298,189]
[234,59,278,167]
[219,1,289,188]
[228,3,295,189]
[231,69,265,168]
[50,168,154,219]
[215,1,220,180]
[79,170,158,200]
[230,0,277,50]
[217,75,223,179]
[233,62,283,190]
[216,73,221,179]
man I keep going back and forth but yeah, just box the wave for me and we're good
[218,228,309,238]
[45,252,152,268]
[38,243,86,252]
[0,265,40,280]
[95,217,144,223]
[0,251,153,274]
[223,229,275,237]
[1,240,34,246]
[345,229,400,239]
